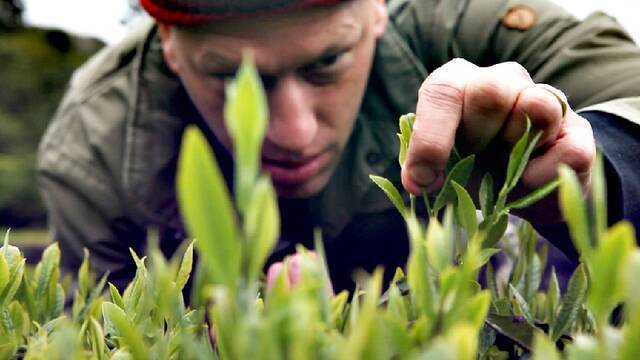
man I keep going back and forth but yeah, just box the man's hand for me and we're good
[401,59,595,224]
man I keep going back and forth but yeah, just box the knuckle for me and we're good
[466,78,512,113]
[418,80,465,111]
[500,61,531,80]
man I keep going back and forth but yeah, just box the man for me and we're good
[38,0,640,291]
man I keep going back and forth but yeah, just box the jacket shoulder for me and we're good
[37,20,156,198]
[67,18,155,98]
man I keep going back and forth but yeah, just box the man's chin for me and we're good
[272,178,329,199]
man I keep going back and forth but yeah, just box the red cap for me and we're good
[140,0,346,26]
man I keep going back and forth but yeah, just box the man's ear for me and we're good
[157,23,181,74]
[371,0,388,38]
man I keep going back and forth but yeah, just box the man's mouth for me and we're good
[262,151,330,185]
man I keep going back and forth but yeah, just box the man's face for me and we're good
[159,0,388,198]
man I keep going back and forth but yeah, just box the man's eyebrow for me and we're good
[198,51,239,72]
[197,24,363,75]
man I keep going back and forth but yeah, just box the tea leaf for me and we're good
[0,252,8,294]
[224,54,268,213]
[433,155,475,214]
[397,134,408,167]
[102,302,147,359]
[479,173,495,218]
[244,176,280,282]
[509,284,535,325]
[485,262,499,300]
[175,241,194,292]
[546,267,560,324]
[478,248,501,269]
[480,213,508,249]
[505,178,559,211]
[451,181,478,237]
[558,165,592,259]
[385,284,408,325]
[35,243,60,312]
[177,125,241,289]
[623,251,640,316]
[425,217,451,273]
[619,304,640,360]
[0,259,26,308]
[588,221,635,324]
[406,216,437,319]
[369,175,407,219]
[532,332,561,360]
[109,283,125,310]
[89,317,106,359]
[331,291,349,330]
[447,291,491,331]
[508,129,542,193]
[550,264,588,341]
[399,114,413,145]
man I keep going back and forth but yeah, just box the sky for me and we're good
[22,0,640,44]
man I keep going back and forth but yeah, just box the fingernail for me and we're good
[410,165,436,187]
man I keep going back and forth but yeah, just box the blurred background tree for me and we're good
[0,0,102,228]
[0,0,23,30]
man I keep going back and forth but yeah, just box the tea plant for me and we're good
[1,56,639,359]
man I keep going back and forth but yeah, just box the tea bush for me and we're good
[1,57,639,359]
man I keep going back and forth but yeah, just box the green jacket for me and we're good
[38,0,640,289]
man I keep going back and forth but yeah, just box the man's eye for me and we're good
[310,53,343,70]
[208,71,237,81]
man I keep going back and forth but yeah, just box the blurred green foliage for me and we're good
[0,27,102,226]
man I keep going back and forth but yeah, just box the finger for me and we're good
[503,84,567,146]
[521,112,595,189]
[403,58,476,195]
[461,62,533,151]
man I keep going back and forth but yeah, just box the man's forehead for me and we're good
[178,5,365,72]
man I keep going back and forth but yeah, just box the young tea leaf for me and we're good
[550,264,588,342]
[479,173,495,218]
[369,175,407,219]
[509,284,535,325]
[532,332,561,360]
[102,302,147,360]
[480,214,509,249]
[588,221,635,324]
[546,267,560,324]
[244,175,280,283]
[451,181,478,237]
[177,125,241,289]
[432,155,475,215]
[558,165,593,259]
[224,54,268,214]
[406,216,438,319]
[505,179,560,211]
[0,252,8,294]
[175,241,194,292]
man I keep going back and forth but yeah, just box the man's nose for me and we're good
[265,75,318,154]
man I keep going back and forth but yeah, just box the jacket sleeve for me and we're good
[37,104,142,289]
